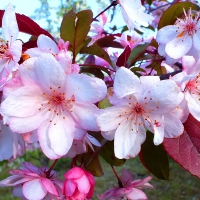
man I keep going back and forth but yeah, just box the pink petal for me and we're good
[0,175,32,186]
[64,179,76,196]
[121,169,133,185]
[41,178,58,196]
[23,179,47,200]
[75,174,90,194]
[126,188,148,200]
[64,167,84,179]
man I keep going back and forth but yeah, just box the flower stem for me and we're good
[93,0,118,22]
[111,165,123,188]
[46,159,58,177]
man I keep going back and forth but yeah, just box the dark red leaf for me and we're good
[0,10,53,40]
[116,45,131,67]
[163,114,200,178]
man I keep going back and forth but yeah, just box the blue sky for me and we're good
[1,0,125,41]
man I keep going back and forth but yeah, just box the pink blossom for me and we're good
[0,162,63,200]
[63,167,95,200]
[119,0,154,31]
[25,34,79,74]
[156,9,200,60]
[97,67,184,159]
[0,53,107,159]
[0,4,22,88]
[98,169,153,200]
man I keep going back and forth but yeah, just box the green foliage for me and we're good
[140,131,169,180]
[99,141,126,166]
[60,9,93,56]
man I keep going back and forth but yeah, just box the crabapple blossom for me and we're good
[156,9,200,61]
[98,169,153,200]
[97,67,184,159]
[0,53,107,159]
[0,4,22,88]
[0,162,63,200]
[172,56,200,122]
[25,34,80,74]
[63,167,95,200]
[119,0,154,31]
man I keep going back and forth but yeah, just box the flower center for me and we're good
[0,39,11,59]
[133,103,143,116]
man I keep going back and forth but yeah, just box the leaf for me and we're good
[78,148,104,177]
[127,43,149,67]
[158,2,199,30]
[99,141,126,166]
[116,45,131,67]
[0,10,53,39]
[60,8,76,47]
[94,34,123,48]
[81,67,104,80]
[140,131,169,180]
[163,114,200,179]
[98,98,112,109]
[60,9,93,55]
[80,45,113,67]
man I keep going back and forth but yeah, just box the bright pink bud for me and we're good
[63,167,95,200]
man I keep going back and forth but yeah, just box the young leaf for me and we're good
[140,131,169,180]
[163,114,200,179]
[116,45,131,67]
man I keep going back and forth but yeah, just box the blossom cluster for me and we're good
[0,0,200,199]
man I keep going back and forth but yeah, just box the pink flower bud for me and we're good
[63,167,95,200]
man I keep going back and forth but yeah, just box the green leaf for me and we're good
[80,44,113,67]
[60,8,76,46]
[98,98,112,109]
[75,10,93,48]
[99,141,126,166]
[81,67,104,79]
[60,9,93,55]
[140,131,169,180]
[127,43,149,67]
[158,2,199,30]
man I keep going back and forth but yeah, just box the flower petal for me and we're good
[41,178,58,196]
[23,179,47,200]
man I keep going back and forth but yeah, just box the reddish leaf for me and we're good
[0,10,53,39]
[94,34,123,48]
[116,45,131,67]
[163,114,200,178]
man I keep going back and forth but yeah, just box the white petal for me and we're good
[193,32,200,50]
[65,74,107,103]
[156,26,179,44]
[114,67,140,98]
[2,4,19,43]
[163,113,184,138]
[70,102,100,131]
[165,35,192,59]
[37,34,59,53]
[23,179,47,200]
[97,105,131,131]
[9,40,22,63]
[34,54,66,93]
[114,118,146,159]
[1,85,45,117]
[47,114,75,156]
